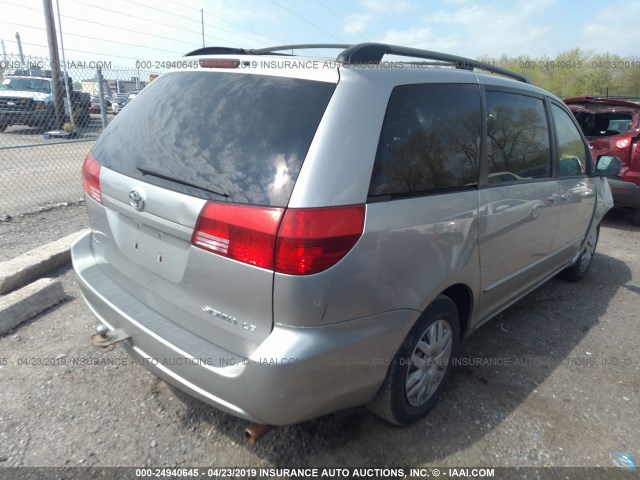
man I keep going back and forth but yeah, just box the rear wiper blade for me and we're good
[136,166,229,199]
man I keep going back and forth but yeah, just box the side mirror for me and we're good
[596,155,622,177]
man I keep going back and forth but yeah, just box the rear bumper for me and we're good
[71,230,416,425]
[609,179,640,209]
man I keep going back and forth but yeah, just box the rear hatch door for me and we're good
[88,65,337,356]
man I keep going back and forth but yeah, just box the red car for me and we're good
[89,96,102,114]
[565,96,640,225]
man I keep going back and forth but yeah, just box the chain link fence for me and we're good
[0,53,162,217]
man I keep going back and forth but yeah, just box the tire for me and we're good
[367,295,460,426]
[633,209,640,227]
[558,225,599,282]
[530,205,542,220]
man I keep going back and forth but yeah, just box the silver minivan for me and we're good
[72,43,618,431]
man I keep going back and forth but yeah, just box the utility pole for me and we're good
[201,9,205,47]
[15,32,24,65]
[97,67,107,129]
[1,40,7,64]
[43,0,65,129]
[55,0,75,129]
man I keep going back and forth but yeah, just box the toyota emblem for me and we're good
[129,190,145,211]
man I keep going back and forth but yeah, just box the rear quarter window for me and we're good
[369,83,481,197]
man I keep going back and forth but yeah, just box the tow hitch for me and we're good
[91,324,131,348]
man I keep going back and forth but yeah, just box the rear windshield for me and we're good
[571,110,634,138]
[92,71,336,206]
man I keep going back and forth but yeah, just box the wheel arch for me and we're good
[440,283,473,338]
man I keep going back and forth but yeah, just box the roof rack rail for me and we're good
[184,42,530,84]
[184,44,350,58]
[336,43,530,84]
[250,44,351,54]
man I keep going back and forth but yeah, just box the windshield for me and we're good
[92,71,336,206]
[0,77,51,94]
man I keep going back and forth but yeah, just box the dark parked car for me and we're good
[565,97,640,225]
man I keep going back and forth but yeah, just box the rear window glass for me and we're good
[551,104,588,177]
[486,91,551,182]
[571,110,634,138]
[92,71,336,206]
[368,83,481,197]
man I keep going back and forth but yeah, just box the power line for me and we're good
[157,0,332,55]
[157,0,284,45]
[123,0,274,47]
[315,0,370,41]
[73,0,269,47]
[0,1,202,47]
[156,0,201,11]
[200,13,278,46]
[201,11,281,46]
[69,0,229,44]
[3,39,147,62]
[268,0,346,43]
[1,0,338,59]
[125,0,203,25]
[62,14,202,47]
[0,20,185,55]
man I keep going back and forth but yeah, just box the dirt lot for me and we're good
[0,205,638,473]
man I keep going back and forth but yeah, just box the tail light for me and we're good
[275,206,366,275]
[192,203,365,275]
[192,203,284,270]
[82,152,102,204]
[615,138,631,150]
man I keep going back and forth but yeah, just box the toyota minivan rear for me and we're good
[73,44,614,431]
[72,57,418,426]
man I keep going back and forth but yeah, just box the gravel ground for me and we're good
[0,205,638,474]
[0,203,89,261]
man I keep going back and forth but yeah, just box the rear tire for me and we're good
[633,208,640,227]
[367,295,460,425]
[558,225,599,282]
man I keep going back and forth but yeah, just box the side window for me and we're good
[486,91,551,183]
[368,84,481,197]
[551,104,588,177]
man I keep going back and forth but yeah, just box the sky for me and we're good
[0,0,638,69]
